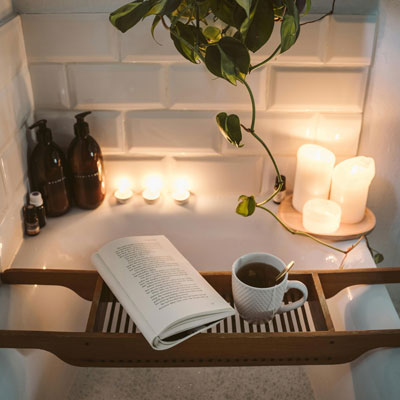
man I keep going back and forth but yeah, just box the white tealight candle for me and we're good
[172,177,191,205]
[172,190,190,205]
[303,199,342,235]
[114,178,133,203]
[142,175,163,204]
[142,188,160,203]
[292,144,336,213]
[114,188,133,204]
[330,156,375,224]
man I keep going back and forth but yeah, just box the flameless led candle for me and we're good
[114,178,133,204]
[302,199,342,234]
[292,144,336,213]
[330,156,375,224]
[142,175,163,203]
[172,177,190,205]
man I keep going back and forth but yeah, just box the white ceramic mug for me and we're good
[232,253,308,323]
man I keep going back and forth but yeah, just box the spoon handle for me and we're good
[276,261,295,282]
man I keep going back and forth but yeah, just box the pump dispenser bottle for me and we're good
[68,111,105,209]
[29,120,70,217]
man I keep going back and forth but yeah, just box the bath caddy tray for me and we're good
[1,267,400,367]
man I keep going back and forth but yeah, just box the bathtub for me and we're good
[1,193,399,399]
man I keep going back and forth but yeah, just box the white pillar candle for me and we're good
[302,199,342,234]
[330,156,375,224]
[292,144,336,213]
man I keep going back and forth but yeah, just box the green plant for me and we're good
[109,0,383,266]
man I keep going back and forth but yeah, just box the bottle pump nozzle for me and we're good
[74,111,92,137]
[29,120,52,143]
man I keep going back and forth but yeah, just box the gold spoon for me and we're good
[276,261,295,282]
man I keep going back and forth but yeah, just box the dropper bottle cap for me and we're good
[29,191,44,207]
[74,111,91,138]
[29,120,53,144]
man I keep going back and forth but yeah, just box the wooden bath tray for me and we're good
[1,267,400,367]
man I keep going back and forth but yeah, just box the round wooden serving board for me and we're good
[278,195,376,241]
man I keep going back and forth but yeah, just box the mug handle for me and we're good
[277,280,308,314]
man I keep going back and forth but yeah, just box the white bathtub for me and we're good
[1,193,399,399]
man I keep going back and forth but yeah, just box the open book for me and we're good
[92,235,235,350]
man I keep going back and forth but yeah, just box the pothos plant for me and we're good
[109,0,383,266]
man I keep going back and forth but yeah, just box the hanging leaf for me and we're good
[216,112,243,147]
[203,26,221,43]
[197,0,213,20]
[236,195,256,216]
[205,36,250,84]
[170,21,206,63]
[235,0,253,16]
[150,15,162,43]
[146,0,181,16]
[302,0,311,16]
[240,0,274,53]
[210,0,246,29]
[280,0,300,53]
[110,1,154,33]
[373,253,384,264]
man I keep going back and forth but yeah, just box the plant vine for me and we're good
[109,0,382,266]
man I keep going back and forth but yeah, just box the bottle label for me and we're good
[74,172,100,179]
[47,176,67,185]
[25,222,40,236]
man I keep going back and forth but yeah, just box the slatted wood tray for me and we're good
[1,268,400,367]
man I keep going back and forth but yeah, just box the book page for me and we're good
[96,236,231,335]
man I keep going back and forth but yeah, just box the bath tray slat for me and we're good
[1,267,400,367]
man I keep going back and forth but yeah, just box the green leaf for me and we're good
[241,0,274,53]
[236,195,256,216]
[235,0,253,16]
[210,0,246,29]
[373,253,384,264]
[147,0,181,16]
[219,47,238,84]
[280,0,300,53]
[110,1,154,33]
[205,37,250,84]
[170,21,205,63]
[205,45,224,78]
[301,0,311,16]
[150,15,162,43]
[216,112,243,147]
[203,26,221,43]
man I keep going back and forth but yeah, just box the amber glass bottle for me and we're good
[29,120,70,217]
[68,111,106,209]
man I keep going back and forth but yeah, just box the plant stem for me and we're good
[241,79,256,132]
[249,44,281,72]
[301,0,336,26]
[240,79,283,205]
[257,204,348,254]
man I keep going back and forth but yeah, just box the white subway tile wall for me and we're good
[254,15,329,63]
[0,17,26,90]
[125,110,221,155]
[18,12,376,197]
[0,0,12,21]
[22,14,119,63]
[29,64,70,108]
[0,14,33,269]
[267,66,369,112]
[327,15,377,64]
[67,63,166,109]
